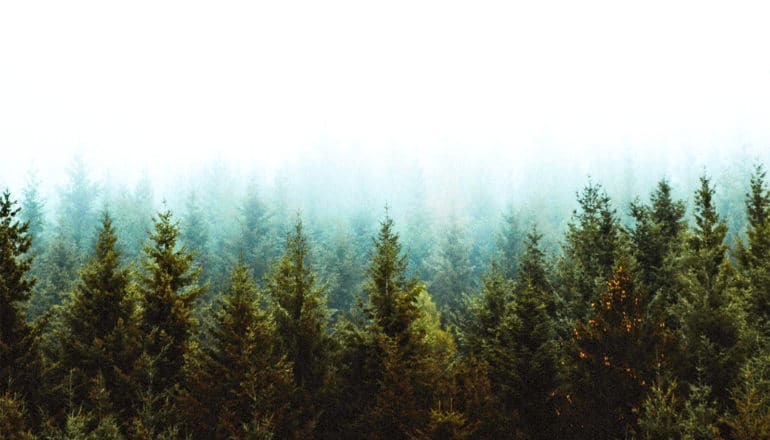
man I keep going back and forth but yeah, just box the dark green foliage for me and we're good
[181,191,213,300]
[0,191,45,420]
[559,181,624,322]
[27,228,79,320]
[239,186,278,284]
[497,206,524,281]
[57,212,139,423]
[182,260,292,439]
[738,164,770,334]
[20,170,46,258]
[629,179,686,304]
[137,209,204,397]
[113,175,154,263]
[568,261,667,438]
[267,216,332,436]
[321,228,363,320]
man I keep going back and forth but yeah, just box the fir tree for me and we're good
[20,169,46,258]
[267,215,331,436]
[738,164,770,333]
[137,208,204,397]
[428,220,476,323]
[182,260,292,439]
[27,227,79,320]
[0,191,45,422]
[497,206,524,281]
[58,156,99,258]
[58,212,139,422]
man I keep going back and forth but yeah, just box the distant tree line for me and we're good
[4,160,770,438]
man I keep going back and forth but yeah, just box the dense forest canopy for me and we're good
[3,154,770,438]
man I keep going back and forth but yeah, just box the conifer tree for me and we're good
[267,216,331,436]
[497,206,524,281]
[629,179,686,304]
[58,156,99,258]
[20,170,45,258]
[569,260,667,438]
[181,191,213,297]
[58,212,139,421]
[738,164,770,333]
[559,181,623,322]
[137,208,204,397]
[27,227,79,320]
[240,186,277,284]
[428,220,475,322]
[183,260,292,439]
[0,191,45,421]
[675,175,749,407]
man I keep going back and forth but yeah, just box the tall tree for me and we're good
[58,212,139,422]
[629,179,686,305]
[137,209,204,397]
[568,260,668,438]
[182,260,292,439]
[0,191,45,422]
[497,206,524,281]
[267,216,331,437]
[181,191,212,296]
[428,220,476,323]
[58,156,99,258]
[559,181,624,322]
[738,164,770,333]
[239,185,277,284]
[20,169,46,258]
[27,227,80,321]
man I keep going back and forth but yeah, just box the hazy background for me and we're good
[1,1,770,232]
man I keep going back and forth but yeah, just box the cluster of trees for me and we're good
[4,161,770,439]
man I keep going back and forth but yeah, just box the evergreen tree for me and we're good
[0,191,45,422]
[239,185,277,284]
[27,227,80,321]
[322,227,362,320]
[182,260,292,439]
[58,156,99,258]
[428,220,476,323]
[674,175,749,407]
[137,209,204,398]
[738,164,770,333]
[629,179,686,304]
[113,174,154,263]
[559,181,624,322]
[568,260,667,438]
[58,212,139,423]
[181,190,212,297]
[20,169,46,258]
[497,206,524,281]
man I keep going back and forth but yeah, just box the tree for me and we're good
[57,212,139,422]
[568,261,667,438]
[0,191,45,422]
[239,185,277,284]
[267,216,331,437]
[20,169,46,258]
[738,164,770,333]
[58,156,99,258]
[181,190,213,298]
[428,220,476,323]
[27,227,79,320]
[629,179,686,305]
[137,209,204,398]
[182,260,292,439]
[559,181,624,322]
[497,206,524,281]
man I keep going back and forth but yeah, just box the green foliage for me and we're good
[0,191,46,417]
[182,260,291,439]
[725,351,770,439]
[428,220,475,323]
[138,208,204,397]
[57,157,99,258]
[0,393,36,440]
[738,164,770,333]
[27,229,79,320]
[57,212,139,422]
[267,216,331,436]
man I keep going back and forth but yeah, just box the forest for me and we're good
[3,154,770,440]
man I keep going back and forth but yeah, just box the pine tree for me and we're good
[27,226,79,320]
[240,185,277,284]
[569,260,667,438]
[559,181,623,322]
[113,174,154,263]
[629,179,686,304]
[20,169,46,258]
[738,164,770,333]
[181,191,212,298]
[510,227,560,440]
[674,175,749,407]
[182,260,292,439]
[58,156,99,258]
[137,208,204,398]
[267,215,331,437]
[497,206,524,281]
[58,212,139,422]
[428,220,476,323]
[0,191,45,422]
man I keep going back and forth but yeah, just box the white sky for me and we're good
[1,1,770,190]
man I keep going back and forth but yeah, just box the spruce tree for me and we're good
[0,191,45,421]
[137,209,204,397]
[27,227,79,320]
[58,156,99,258]
[267,216,331,436]
[58,212,139,421]
[738,164,770,333]
[497,206,524,281]
[20,170,46,258]
[428,220,476,323]
[183,260,291,439]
